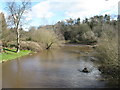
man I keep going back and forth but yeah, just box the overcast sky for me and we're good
[0,0,119,30]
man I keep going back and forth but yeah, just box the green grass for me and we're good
[0,48,32,63]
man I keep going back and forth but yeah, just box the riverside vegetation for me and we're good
[0,10,119,78]
[0,48,32,63]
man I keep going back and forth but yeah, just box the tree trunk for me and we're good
[46,42,53,50]
[16,28,20,53]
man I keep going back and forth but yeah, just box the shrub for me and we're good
[20,41,43,52]
[95,28,119,78]
[7,41,43,52]
[82,30,97,43]
[31,29,65,49]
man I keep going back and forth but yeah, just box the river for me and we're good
[2,45,119,88]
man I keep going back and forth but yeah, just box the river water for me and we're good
[2,45,119,88]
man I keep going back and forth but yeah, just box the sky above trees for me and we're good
[0,0,119,30]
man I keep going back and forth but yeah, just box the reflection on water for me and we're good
[2,45,118,88]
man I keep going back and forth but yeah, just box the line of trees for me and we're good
[1,12,118,49]
[1,11,64,50]
[53,14,118,44]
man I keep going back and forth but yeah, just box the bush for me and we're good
[82,30,97,43]
[7,41,43,52]
[31,29,65,49]
[20,41,43,52]
[95,28,119,78]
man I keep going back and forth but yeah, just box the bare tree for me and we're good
[6,0,31,53]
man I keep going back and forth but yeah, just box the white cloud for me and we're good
[30,0,54,18]
[64,0,119,19]
[1,0,119,27]
[30,0,119,20]
[23,11,32,21]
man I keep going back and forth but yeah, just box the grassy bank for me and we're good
[0,48,32,63]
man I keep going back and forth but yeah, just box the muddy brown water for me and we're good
[2,45,119,88]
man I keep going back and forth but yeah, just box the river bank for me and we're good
[1,44,119,80]
[0,43,96,63]
[0,48,32,63]
[2,45,118,88]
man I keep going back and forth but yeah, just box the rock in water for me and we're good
[82,67,89,73]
